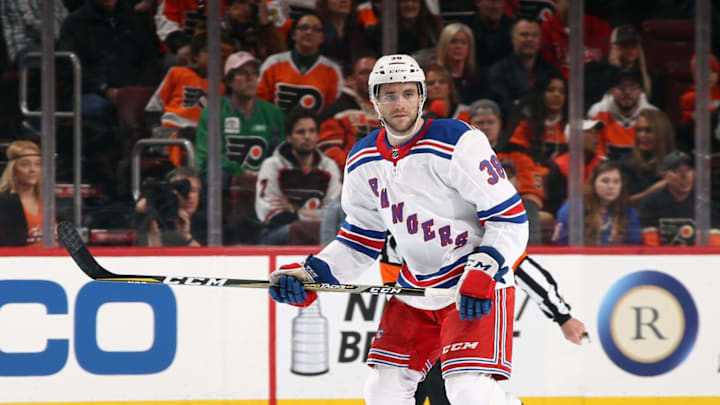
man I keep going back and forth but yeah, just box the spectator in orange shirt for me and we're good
[0,140,44,247]
[501,73,567,243]
[257,11,344,114]
[317,52,380,172]
[146,32,226,167]
[422,64,470,123]
[679,54,720,127]
[587,67,658,161]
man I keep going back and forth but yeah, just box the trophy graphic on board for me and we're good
[290,299,329,375]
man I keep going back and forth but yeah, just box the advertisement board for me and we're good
[0,248,718,404]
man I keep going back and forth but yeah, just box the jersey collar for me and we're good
[376,119,433,163]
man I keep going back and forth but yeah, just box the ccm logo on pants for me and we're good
[0,280,177,376]
[443,342,479,353]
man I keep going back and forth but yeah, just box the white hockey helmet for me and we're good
[368,54,427,104]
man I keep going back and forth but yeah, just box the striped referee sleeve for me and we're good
[515,256,572,325]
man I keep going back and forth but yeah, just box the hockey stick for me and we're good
[57,222,454,298]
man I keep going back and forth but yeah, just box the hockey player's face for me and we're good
[594,169,622,205]
[377,83,421,134]
[288,118,319,156]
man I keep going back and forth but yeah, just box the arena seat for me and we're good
[641,19,695,74]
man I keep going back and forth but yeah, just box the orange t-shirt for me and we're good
[23,204,42,247]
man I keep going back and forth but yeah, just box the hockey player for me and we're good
[268,54,528,405]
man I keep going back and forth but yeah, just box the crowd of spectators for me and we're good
[1,0,719,248]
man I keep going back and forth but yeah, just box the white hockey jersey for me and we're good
[317,118,529,310]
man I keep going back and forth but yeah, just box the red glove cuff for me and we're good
[289,290,318,308]
[459,270,496,300]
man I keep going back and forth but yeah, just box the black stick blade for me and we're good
[57,221,115,279]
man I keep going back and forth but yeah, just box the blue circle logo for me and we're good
[597,271,698,376]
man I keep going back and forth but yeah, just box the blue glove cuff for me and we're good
[304,254,339,284]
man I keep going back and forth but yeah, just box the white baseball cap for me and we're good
[224,51,260,75]
[564,120,604,140]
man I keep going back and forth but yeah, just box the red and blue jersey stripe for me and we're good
[335,221,387,259]
[477,194,528,225]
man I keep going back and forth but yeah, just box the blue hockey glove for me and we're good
[269,275,307,303]
[268,254,338,305]
[456,247,509,321]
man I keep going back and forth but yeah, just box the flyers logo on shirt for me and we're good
[225,136,268,170]
[182,86,208,108]
[275,83,324,113]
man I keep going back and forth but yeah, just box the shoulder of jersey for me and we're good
[260,51,291,70]
[347,126,382,159]
[425,118,475,146]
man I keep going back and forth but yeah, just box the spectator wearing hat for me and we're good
[587,66,659,161]
[257,12,344,115]
[638,150,720,246]
[195,51,284,183]
[584,24,664,111]
[618,109,676,205]
[679,54,720,127]
[540,0,612,79]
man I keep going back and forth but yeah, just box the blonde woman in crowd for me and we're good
[433,22,487,104]
[0,140,44,246]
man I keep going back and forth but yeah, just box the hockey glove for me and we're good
[456,247,509,321]
[269,254,338,306]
